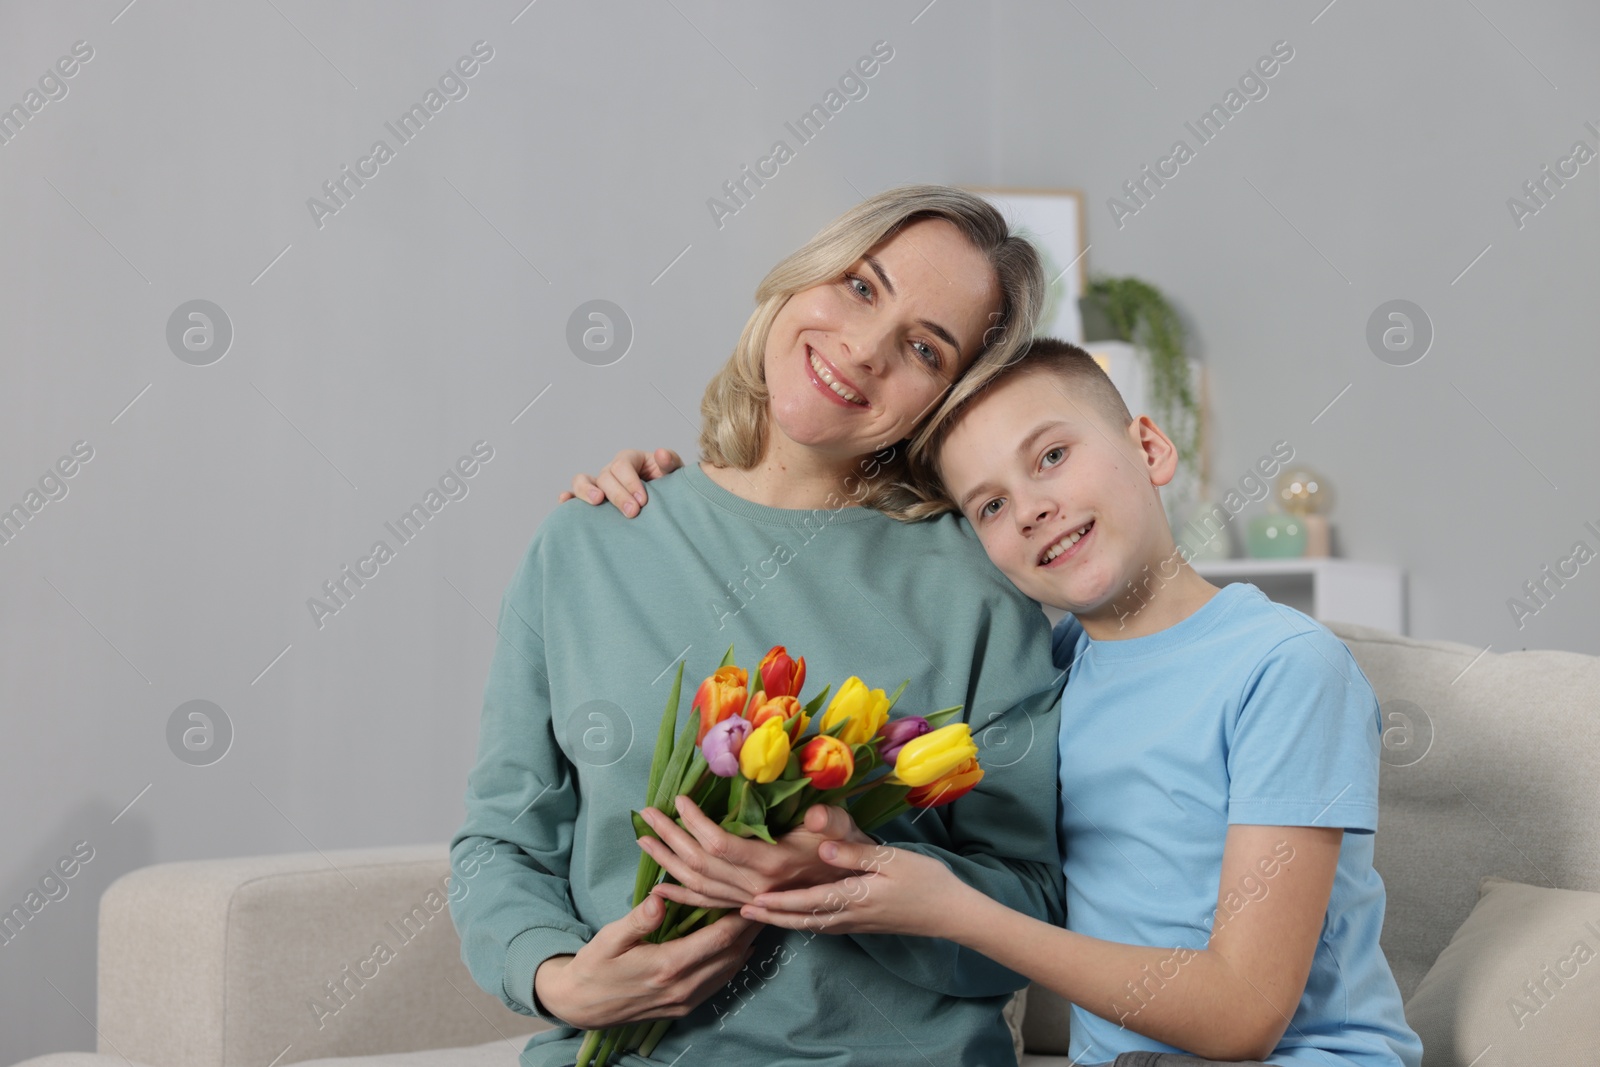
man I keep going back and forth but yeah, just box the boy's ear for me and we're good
[1126,415,1180,488]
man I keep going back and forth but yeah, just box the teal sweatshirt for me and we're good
[449,463,1064,1067]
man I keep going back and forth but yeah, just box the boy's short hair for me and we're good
[910,337,1134,513]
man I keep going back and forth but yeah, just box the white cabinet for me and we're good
[1192,559,1405,634]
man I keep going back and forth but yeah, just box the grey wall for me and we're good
[990,0,1600,652]
[1,1,1594,1062]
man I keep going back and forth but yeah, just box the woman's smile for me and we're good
[805,345,869,408]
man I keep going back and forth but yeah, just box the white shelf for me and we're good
[1193,559,1405,634]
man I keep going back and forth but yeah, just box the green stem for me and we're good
[616,1021,647,1055]
[575,1027,603,1067]
[637,1018,674,1058]
[594,1026,621,1066]
[668,905,711,939]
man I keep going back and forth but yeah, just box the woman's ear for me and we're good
[1129,415,1180,488]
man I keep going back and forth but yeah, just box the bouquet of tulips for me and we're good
[575,644,984,1066]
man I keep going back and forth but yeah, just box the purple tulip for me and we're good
[877,716,931,763]
[702,717,752,778]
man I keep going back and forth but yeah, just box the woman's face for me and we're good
[762,217,1002,463]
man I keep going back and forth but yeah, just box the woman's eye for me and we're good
[1042,446,1065,469]
[912,340,941,369]
[846,274,872,300]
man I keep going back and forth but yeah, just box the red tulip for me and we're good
[758,646,806,701]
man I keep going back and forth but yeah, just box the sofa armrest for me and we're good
[97,843,545,1067]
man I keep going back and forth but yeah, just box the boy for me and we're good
[730,339,1423,1067]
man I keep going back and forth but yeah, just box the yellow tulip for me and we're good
[738,716,791,784]
[893,723,979,787]
[819,677,890,747]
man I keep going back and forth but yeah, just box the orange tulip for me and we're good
[906,757,984,809]
[758,646,806,700]
[799,735,854,790]
[692,666,748,745]
[748,694,810,741]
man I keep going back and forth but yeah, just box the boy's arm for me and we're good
[851,683,1066,997]
[556,447,682,515]
[744,823,1342,1063]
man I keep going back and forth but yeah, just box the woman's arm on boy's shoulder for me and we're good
[556,447,682,516]
[743,822,1341,1063]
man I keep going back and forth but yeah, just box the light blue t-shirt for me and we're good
[1052,583,1422,1067]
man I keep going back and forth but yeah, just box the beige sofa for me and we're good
[15,623,1599,1067]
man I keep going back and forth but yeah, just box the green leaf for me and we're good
[847,783,912,832]
[631,853,663,907]
[675,751,709,806]
[924,704,965,730]
[803,684,832,717]
[759,777,809,806]
[737,776,767,827]
[631,811,656,840]
[699,774,732,818]
[651,708,701,813]
[820,718,851,740]
[645,661,687,806]
[883,678,910,712]
[722,820,776,844]
[718,644,737,669]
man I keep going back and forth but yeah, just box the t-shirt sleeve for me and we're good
[448,525,594,1024]
[1225,627,1382,834]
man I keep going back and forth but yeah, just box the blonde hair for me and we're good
[698,184,1044,521]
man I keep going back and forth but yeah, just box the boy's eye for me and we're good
[1041,446,1066,469]
[979,498,1004,519]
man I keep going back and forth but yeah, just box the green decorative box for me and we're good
[1247,512,1307,558]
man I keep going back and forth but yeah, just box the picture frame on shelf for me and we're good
[968,187,1088,344]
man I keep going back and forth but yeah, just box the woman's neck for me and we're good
[700,435,867,511]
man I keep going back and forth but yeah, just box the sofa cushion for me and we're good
[1326,623,1600,1001]
[1404,878,1600,1065]
[1003,987,1028,1063]
[290,1039,519,1067]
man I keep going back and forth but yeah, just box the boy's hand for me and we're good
[736,841,969,939]
[638,798,872,909]
[557,447,682,517]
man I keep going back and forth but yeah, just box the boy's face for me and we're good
[937,371,1178,618]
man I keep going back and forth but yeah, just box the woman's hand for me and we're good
[737,839,971,939]
[533,894,761,1030]
[557,447,683,517]
[638,798,874,910]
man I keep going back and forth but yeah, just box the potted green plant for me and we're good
[1079,275,1200,484]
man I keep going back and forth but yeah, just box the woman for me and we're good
[449,186,1065,1067]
